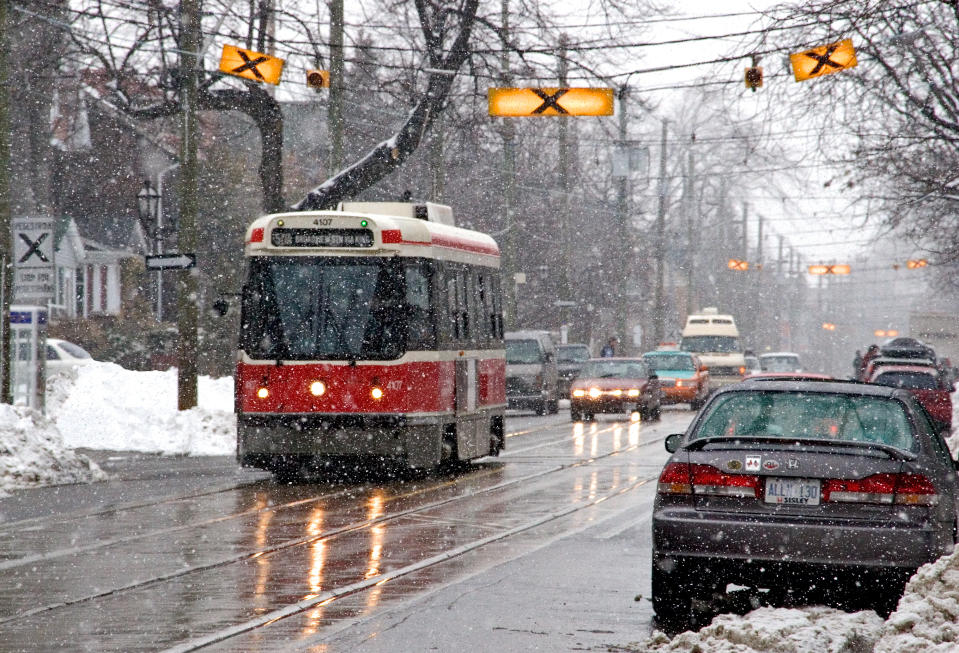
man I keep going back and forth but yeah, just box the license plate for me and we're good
[764,477,821,506]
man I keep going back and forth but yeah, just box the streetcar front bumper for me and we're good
[237,413,443,468]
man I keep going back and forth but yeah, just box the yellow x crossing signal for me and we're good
[808,263,851,275]
[488,88,615,117]
[727,258,749,271]
[906,258,928,269]
[219,44,284,85]
[791,39,857,82]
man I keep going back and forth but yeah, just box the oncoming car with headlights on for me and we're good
[569,358,661,422]
[652,379,959,626]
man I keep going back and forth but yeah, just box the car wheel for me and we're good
[548,398,560,414]
[536,400,548,416]
[584,412,594,422]
[651,403,662,421]
[651,562,693,627]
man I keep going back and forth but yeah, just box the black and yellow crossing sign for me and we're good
[488,87,614,117]
[219,44,284,85]
[727,258,749,271]
[790,39,857,82]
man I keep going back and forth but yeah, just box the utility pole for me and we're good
[499,0,517,326]
[328,0,344,174]
[741,203,749,260]
[684,143,696,318]
[615,87,630,350]
[176,0,201,410]
[0,0,10,404]
[652,119,668,345]
[557,34,573,337]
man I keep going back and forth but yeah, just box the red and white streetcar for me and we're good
[236,202,506,479]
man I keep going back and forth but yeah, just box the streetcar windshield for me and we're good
[241,257,433,360]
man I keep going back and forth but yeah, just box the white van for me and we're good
[680,308,746,390]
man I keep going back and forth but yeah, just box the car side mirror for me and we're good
[953,458,959,473]
[665,433,683,453]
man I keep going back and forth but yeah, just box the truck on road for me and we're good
[680,308,746,391]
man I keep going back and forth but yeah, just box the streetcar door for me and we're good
[451,269,482,458]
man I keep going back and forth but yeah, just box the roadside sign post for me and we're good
[12,217,55,307]
[9,305,46,412]
[145,253,196,271]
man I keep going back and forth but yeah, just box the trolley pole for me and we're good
[176,0,201,410]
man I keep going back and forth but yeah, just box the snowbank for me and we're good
[636,607,883,652]
[0,402,108,497]
[54,362,235,455]
[0,361,235,496]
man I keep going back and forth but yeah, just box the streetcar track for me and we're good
[161,474,657,653]
[0,421,621,571]
[0,422,666,627]
[0,419,566,535]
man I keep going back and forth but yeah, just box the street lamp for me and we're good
[136,179,161,253]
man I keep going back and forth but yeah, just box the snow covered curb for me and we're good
[0,403,108,497]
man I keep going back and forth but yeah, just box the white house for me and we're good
[50,218,138,320]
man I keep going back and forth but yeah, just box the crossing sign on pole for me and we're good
[12,217,55,305]
[488,87,615,116]
[791,39,857,82]
[219,44,284,85]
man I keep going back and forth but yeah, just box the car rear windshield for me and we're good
[873,371,938,390]
[506,339,544,364]
[760,355,801,372]
[681,336,740,353]
[693,391,917,452]
[644,354,694,371]
[557,346,590,363]
[579,360,648,379]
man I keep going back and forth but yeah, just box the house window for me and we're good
[75,267,84,317]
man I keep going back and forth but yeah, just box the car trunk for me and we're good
[684,442,911,522]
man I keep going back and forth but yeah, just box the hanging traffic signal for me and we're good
[306,69,330,88]
[744,67,763,90]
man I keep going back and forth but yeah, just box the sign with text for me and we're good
[12,217,55,304]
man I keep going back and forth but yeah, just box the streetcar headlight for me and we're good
[627,388,640,397]
[309,380,326,396]
[588,387,601,399]
[256,387,269,399]
[572,389,586,398]
[370,387,384,400]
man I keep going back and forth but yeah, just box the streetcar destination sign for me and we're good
[271,228,374,248]
[145,253,197,270]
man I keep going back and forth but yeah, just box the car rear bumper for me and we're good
[660,386,699,403]
[653,508,951,570]
[570,398,641,414]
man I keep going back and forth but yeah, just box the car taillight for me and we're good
[657,463,759,498]
[657,463,692,495]
[822,473,938,506]
[738,366,746,376]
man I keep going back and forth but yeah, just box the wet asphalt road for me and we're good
[0,408,693,652]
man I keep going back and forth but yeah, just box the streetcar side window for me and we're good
[404,263,436,349]
[446,273,460,340]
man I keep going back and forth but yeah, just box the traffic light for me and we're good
[744,66,763,90]
[727,258,749,271]
[306,69,330,88]
[906,258,928,269]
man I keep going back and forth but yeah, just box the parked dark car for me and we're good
[652,379,959,626]
[569,358,661,421]
[556,344,591,396]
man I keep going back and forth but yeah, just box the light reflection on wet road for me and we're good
[0,409,692,652]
